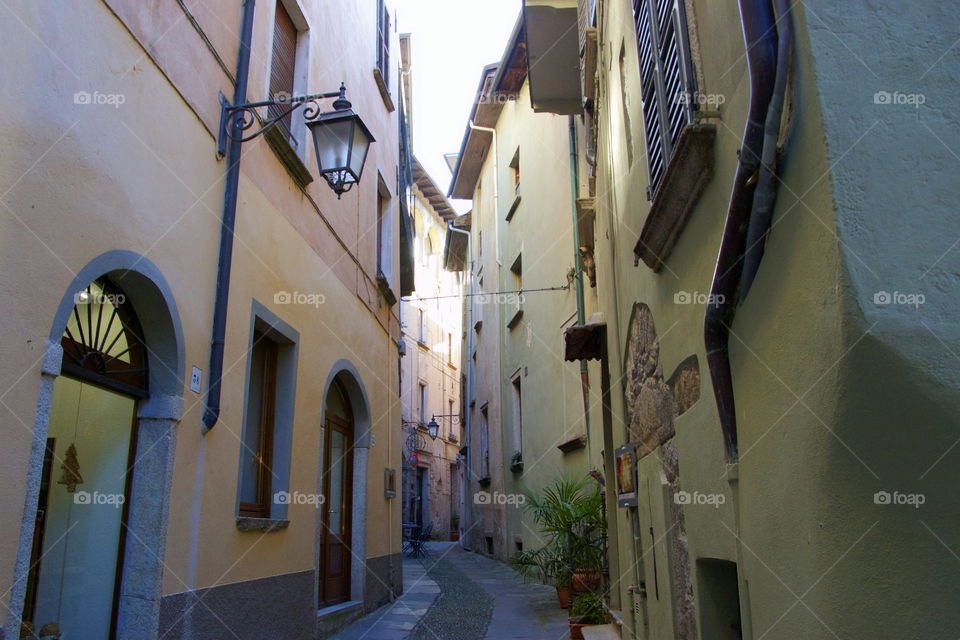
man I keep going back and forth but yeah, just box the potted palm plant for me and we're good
[450,513,460,541]
[569,593,607,639]
[509,475,605,608]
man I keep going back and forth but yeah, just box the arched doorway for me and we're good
[22,278,146,638]
[6,250,184,640]
[319,380,354,606]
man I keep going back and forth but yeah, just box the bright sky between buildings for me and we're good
[396,0,520,213]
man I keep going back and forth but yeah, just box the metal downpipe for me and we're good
[203,0,256,430]
[704,0,778,460]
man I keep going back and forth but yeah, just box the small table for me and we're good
[400,522,420,555]
[402,523,423,557]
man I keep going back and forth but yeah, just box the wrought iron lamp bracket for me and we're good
[216,83,350,157]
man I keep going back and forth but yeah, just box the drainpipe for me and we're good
[740,0,793,302]
[468,121,501,266]
[703,0,778,459]
[448,225,474,547]
[567,116,592,446]
[203,0,256,430]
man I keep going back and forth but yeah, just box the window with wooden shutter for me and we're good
[633,0,696,199]
[376,0,390,88]
[270,1,298,142]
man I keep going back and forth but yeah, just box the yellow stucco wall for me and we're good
[0,0,403,620]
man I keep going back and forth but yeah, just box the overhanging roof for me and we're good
[523,0,582,115]
[447,64,503,199]
[412,156,456,220]
[448,13,530,200]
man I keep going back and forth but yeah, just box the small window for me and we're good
[418,309,426,343]
[511,373,523,455]
[697,559,744,639]
[239,330,279,517]
[448,399,456,439]
[419,382,428,424]
[510,147,521,193]
[480,404,490,479]
[448,332,453,364]
[376,0,390,88]
[270,1,299,143]
[377,191,387,274]
[632,0,697,198]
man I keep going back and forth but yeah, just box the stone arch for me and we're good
[6,250,184,640]
[316,360,372,611]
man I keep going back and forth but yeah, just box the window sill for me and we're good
[373,68,396,112]
[265,124,313,188]
[417,340,429,351]
[236,517,290,533]
[557,434,587,453]
[507,308,523,330]
[506,194,521,221]
[376,271,397,306]
[634,123,716,272]
[478,476,492,488]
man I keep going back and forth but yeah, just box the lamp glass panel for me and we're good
[348,122,372,179]
[310,117,353,171]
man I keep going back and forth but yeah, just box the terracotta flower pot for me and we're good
[569,619,587,640]
[556,584,570,609]
[571,569,601,595]
[450,531,460,541]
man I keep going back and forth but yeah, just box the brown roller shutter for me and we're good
[270,1,297,140]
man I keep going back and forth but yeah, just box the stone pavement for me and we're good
[330,542,570,640]
[443,544,569,640]
[329,551,440,640]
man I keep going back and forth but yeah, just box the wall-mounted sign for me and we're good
[615,444,638,507]
[384,468,397,499]
[190,366,202,393]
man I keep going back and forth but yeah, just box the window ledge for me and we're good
[507,308,524,330]
[478,476,492,488]
[506,194,521,221]
[373,68,396,112]
[634,123,716,272]
[417,340,429,350]
[265,124,313,188]
[236,517,290,533]
[376,271,397,306]
[557,434,587,453]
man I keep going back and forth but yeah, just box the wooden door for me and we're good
[319,385,353,606]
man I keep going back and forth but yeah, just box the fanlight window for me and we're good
[60,279,147,397]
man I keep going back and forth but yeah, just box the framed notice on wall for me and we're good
[615,444,638,507]
[384,468,397,499]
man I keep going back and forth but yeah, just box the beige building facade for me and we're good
[452,0,960,639]
[0,1,412,638]
[447,25,604,562]
[399,157,464,542]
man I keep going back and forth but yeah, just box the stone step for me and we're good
[582,623,622,640]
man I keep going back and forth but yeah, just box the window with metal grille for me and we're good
[270,1,298,142]
[633,0,697,199]
[376,0,390,88]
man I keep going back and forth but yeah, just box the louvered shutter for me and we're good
[633,0,695,198]
[270,1,297,141]
[377,0,390,88]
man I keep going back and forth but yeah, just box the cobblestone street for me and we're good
[332,543,568,640]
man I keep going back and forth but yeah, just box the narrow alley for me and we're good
[333,543,571,640]
[1,0,957,639]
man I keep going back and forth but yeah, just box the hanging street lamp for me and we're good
[217,82,375,198]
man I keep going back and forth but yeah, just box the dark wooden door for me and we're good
[319,409,353,606]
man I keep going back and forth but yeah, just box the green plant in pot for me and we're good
[450,513,460,541]
[569,593,606,639]
[509,475,605,608]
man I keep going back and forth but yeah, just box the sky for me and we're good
[395,0,521,211]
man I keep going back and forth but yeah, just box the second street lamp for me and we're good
[427,419,440,441]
